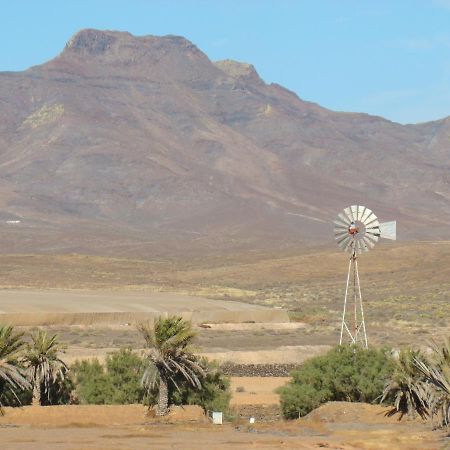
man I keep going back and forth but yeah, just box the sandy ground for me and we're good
[61,344,330,365]
[230,377,287,405]
[0,290,271,313]
[201,345,330,364]
[0,289,288,325]
[0,403,446,450]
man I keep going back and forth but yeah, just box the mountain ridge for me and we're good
[0,29,449,256]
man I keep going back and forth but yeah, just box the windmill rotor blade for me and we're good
[364,235,379,245]
[366,222,380,232]
[343,207,354,222]
[336,233,350,246]
[334,228,348,237]
[338,212,351,225]
[334,219,349,230]
[362,235,376,249]
[355,240,363,254]
[334,230,348,239]
[351,205,359,222]
[334,226,349,236]
[338,236,352,250]
[334,217,348,226]
[345,237,356,253]
[356,206,366,221]
[360,207,372,223]
[365,231,380,241]
[359,240,369,252]
[364,214,379,227]
[335,231,349,242]
[380,221,396,240]
[338,236,351,250]
[366,223,380,232]
[358,239,369,253]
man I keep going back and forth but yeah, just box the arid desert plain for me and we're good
[0,242,449,448]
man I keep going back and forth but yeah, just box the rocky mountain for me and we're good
[0,29,449,256]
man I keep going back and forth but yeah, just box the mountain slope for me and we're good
[0,29,449,256]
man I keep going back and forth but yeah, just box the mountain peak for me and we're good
[53,29,214,80]
[214,59,263,84]
[65,29,124,55]
[63,29,199,57]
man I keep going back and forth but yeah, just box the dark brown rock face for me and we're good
[0,29,449,256]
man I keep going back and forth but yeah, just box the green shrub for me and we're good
[105,349,145,404]
[71,358,115,404]
[71,349,230,411]
[278,345,394,419]
[169,359,231,413]
[72,349,146,404]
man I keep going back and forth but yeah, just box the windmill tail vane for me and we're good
[333,205,396,348]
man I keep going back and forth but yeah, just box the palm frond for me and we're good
[141,362,159,390]
[0,325,30,410]
[0,325,25,360]
[23,330,67,402]
[381,349,429,420]
[415,353,450,427]
[139,316,206,411]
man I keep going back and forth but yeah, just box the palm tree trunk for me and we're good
[156,376,169,416]
[32,381,41,406]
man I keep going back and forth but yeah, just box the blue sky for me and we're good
[2,0,450,124]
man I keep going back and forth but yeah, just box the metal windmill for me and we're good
[334,205,396,348]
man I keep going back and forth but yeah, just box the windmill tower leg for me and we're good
[339,256,353,345]
[339,250,368,348]
[354,258,368,348]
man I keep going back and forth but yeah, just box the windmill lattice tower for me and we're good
[334,205,396,348]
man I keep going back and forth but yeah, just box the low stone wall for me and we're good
[221,363,299,377]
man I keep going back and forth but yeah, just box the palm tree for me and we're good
[381,349,429,419]
[23,330,67,406]
[138,316,205,416]
[414,339,450,427]
[382,339,450,428]
[0,325,30,411]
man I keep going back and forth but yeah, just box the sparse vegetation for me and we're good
[278,345,394,419]
[0,322,230,413]
[71,347,230,413]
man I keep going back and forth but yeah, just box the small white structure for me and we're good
[211,411,223,425]
[249,417,255,424]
